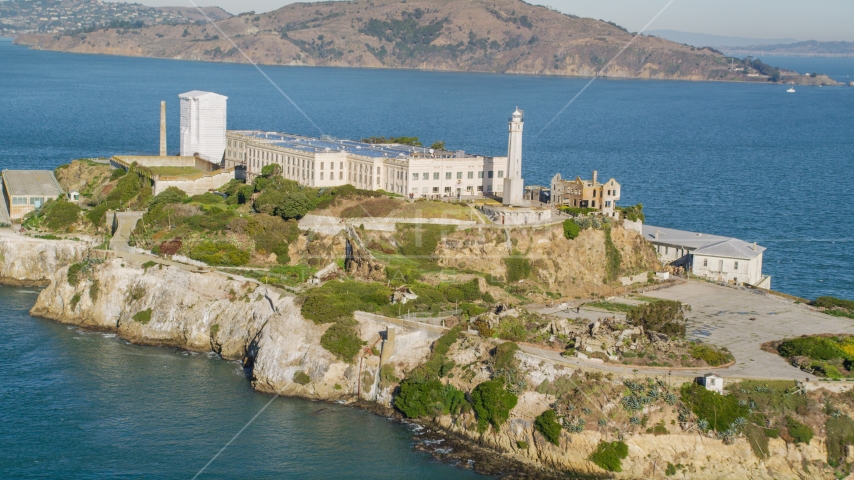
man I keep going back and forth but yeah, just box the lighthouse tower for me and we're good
[502,108,526,206]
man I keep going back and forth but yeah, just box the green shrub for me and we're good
[786,417,814,444]
[589,440,629,472]
[471,379,518,433]
[85,200,120,226]
[563,219,581,239]
[186,241,249,266]
[616,203,645,222]
[107,169,148,205]
[815,296,854,311]
[293,371,311,385]
[191,192,225,205]
[665,462,677,476]
[826,414,854,467]
[534,409,562,445]
[109,168,127,181]
[493,342,519,371]
[603,224,622,284]
[778,337,846,361]
[385,265,422,284]
[300,281,391,324]
[67,262,86,285]
[504,253,531,283]
[516,440,529,449]
[559,206,597,216]
[132,308,152,324]
[89,279,99,302]
[70,293,81,310]
[394,377,468,418]
[42,200,82,230]
[320,318,364,362]
[681,383,749,432]
[148,187,187,209]
[126,283,146,302]
[690,344,733,366]
[627,301,686,338]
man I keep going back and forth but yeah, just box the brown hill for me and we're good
[13,0,830,83]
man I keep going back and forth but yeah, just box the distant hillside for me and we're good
[12,0,838,84]
[722,41,854,58]
[157,6,233,23]
[646,30,798,48]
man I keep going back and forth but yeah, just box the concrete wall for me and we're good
[153,169,235,196]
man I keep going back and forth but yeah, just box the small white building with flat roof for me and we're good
[643,224,770,288]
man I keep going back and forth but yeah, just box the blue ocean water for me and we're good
[0,37,852,300]
[0,286,484,479]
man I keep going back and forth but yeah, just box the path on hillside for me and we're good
[109,211,144,252]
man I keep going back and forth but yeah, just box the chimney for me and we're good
[753,242,757,251]
[654,230,660,240]
[592,170,598,186]
[160,101,167,156]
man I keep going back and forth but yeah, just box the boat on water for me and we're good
[787,83,796,93]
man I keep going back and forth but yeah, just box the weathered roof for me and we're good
[179,90,228,100]
[1,170,63,197]
[694,238,765,260]
[642,224,765,260]
[642,224,730,249]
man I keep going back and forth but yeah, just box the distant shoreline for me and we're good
[7,39,844,86]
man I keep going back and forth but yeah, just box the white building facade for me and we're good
[642,225,770,288]
[224,132,510,198]
[179,91,228,163]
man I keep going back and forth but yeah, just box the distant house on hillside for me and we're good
[643,225,770,288]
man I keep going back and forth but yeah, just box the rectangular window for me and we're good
[467,171,474,179]
[703,259,708,267]
[320,172,324,180]
[734,261,739,270]
[445,172,452,180]
[478,171,484,179]
[456,172,462,179]
[432,187,439,193]
[339,172,343,180]
[498,170,504,178]
[433,172,439,180]
[444,187,451,193]
[412,173,419,180]
[488,171,494,179]
[477,186,483,192]
[320,162,324,170]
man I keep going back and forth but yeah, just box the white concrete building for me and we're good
[642,224,770,288]
[179,91,228,163]
[699,374,724,395]
[224,120,519,198]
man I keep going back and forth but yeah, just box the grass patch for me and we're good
[826,414,854,467]
[681,382,749,432]
[786,416,814,444]
[186,241,250,266]
[503,252,531,283]
[603,224,622,284]
[394,223,455,263]
[70,293,81,310]
[132,308,152,325]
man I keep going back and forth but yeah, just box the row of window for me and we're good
[702,258,740,270]
[11,197,43,206]
[411,170,503,181]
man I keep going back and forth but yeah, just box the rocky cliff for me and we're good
[0,233,90,286]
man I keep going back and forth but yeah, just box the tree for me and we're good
[430,141,446,151]
[275,192,311,220]
[563,219,581,239]
[261,164,282,177]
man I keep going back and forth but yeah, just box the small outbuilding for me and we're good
[1,170,64,221]
[698,373,724,395]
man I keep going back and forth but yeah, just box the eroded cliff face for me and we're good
[436,223,661,297]
[0,234,90,286]
[5,233,833,478]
